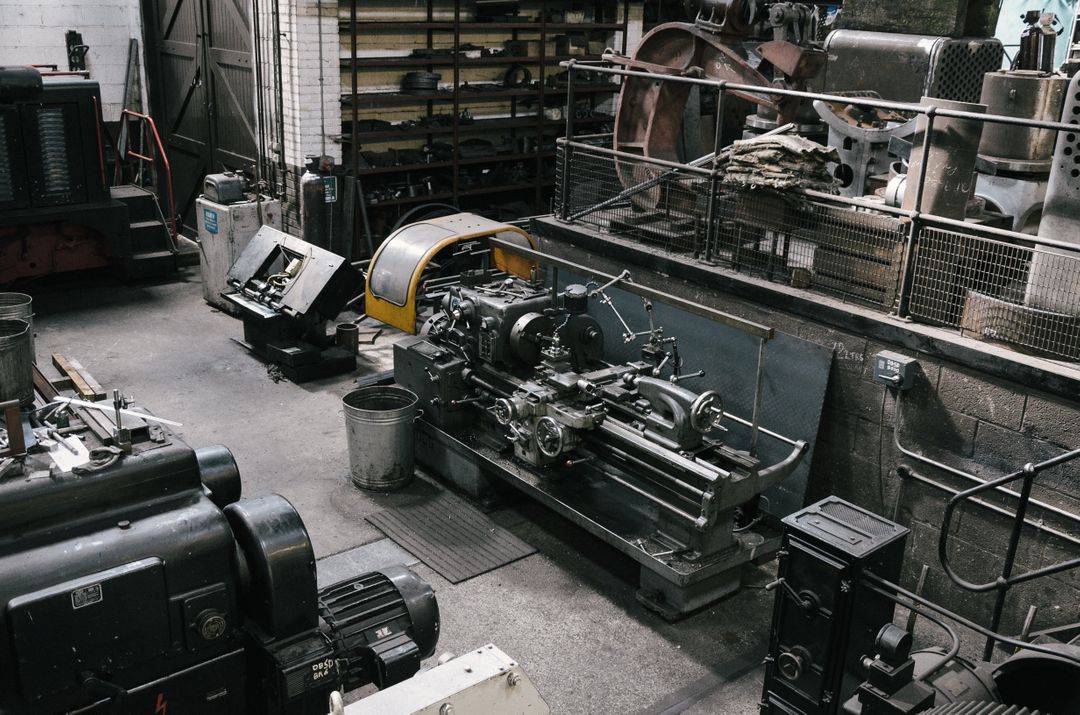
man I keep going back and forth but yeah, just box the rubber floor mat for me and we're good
[366,493,536,584]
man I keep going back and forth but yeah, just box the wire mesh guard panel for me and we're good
[556,143,708,255]
[556,142,908,308]
[910,227,1080,360]
[710,191,906,308]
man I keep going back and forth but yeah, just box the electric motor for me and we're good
[319,566,440,691]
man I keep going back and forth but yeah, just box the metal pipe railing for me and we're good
[864,573,1080,667]
[118,109,177,245]
[937,444,1080,659]
[553,56,1080,347]
[896,465,1080,549]
[575,58,1080,133]
[893,391,1080,529]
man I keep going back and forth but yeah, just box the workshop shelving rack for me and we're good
[341,0,630,238]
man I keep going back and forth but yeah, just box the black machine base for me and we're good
[232,337,355,382]
[415,420,782,619]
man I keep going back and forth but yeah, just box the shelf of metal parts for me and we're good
[358,151,557,177]
[342,84,619,110]
[367,179,555,209]
[341,54,603,69]
[340,21,624,32]
[344,116,612,143]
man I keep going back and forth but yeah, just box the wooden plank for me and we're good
[32,363,61,401]
[51,354,106,401]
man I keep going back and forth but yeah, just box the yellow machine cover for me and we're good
[365,213,537,333]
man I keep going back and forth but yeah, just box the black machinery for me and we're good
[225,225,361,382]
[0,370,438,713]
[364,213,810,618]
[0,66,175,283]
[760,496,1080,714]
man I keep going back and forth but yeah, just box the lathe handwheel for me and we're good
[534,416,565,458]
[493,398,516,426]
[689,390,724,433]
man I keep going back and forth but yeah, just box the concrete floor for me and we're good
[29,267,779,714]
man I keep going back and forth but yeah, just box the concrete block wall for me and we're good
[540,233,1080,640]
[804,334,1080,636]
[0,0,147,121]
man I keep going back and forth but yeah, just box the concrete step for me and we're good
[111,184,160,224]
[175,235,200,267]
[128,219,171,253]
[125,249,177,280]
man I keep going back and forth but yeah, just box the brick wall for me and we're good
[537,226,1080,638]
[0,0,147,121]
[253,0,340,234]
[806,331,1080,636]
[255,0,341,171]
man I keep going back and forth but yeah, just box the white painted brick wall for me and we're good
[256,0,342,168]
[0,0,147,121]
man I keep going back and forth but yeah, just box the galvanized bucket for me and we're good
[343,385,420,491]
[0,319,33,406]
[0,293,33,363]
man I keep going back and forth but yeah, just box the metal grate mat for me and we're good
[366,493,536,584]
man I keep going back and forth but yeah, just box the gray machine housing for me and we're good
[817,31,1003,104]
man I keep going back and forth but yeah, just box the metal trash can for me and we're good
[0,293,33,363]
[0,319,33,406]
[343,385,420,490]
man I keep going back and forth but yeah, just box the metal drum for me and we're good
[0,319,33,406]
[978,70,1068,173]
[0,293,33,363]
[343,385,420,491]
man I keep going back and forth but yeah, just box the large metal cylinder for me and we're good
[902,97,986,220]
[343,385,419,491]
[300,156,331,250]
[0,319,33,406]
[978,71,1067,173]
[0,293,34,363]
